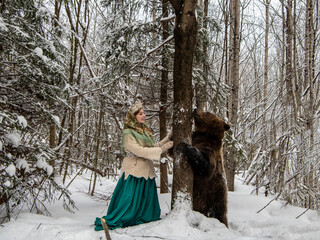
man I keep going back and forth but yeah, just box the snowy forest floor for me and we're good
[1,173,320,240]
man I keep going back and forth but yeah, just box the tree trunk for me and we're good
[195,0,208,111]
[263,0,270,195]
[293,0,301,113]
[160,0,170,194]
[225,0,240,192]
[91,101,105,196]
[169,0,197,210]
[215,0,229,114]
[285,0,298,120]
[305,0,315,209]
[49,124,56,170]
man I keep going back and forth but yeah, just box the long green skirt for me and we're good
[94,173,161,231]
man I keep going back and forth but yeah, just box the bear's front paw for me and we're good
[176,142,189,152]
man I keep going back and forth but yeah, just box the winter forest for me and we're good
[1,0,320,237]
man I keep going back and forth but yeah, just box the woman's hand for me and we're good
[160,141,173,153]
[167,130,173,140]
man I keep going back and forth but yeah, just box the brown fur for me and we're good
[177,109,230,227]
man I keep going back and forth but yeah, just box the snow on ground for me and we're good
[1,173,320,240]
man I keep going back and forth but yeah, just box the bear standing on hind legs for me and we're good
[176,109,230,227]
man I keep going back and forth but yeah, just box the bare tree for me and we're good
[225,0,240,191]
[304,0,315,209]
[159,0,170,194]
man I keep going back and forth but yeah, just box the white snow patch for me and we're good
[4,132,21,147]
[38,7,48,14]
[34,47,43,56]
[34,47,49,62]
[160,158,167,164]
[118,36,125,43]
[5,164,16,177]
[1,175,320,240]
[52,115,60,126]
[35,155,53,176]
[4,181,11,187]
[63,83,71,92]
[0,16,8,30]
[17,115,28,128]
[48,41,56,54]
[15,158,30,172]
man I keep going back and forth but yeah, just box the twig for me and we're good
[296,208,310,219]
[124,235,165,239]
[116,229,166,239]
[58,167,84,200]
[101,218,112,240]
[257,199,275,213]
[37,223,42,230]
[139,236,165,239]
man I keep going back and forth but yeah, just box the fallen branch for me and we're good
[66,158,106,177]
[101,218,112,240]
[257,199,275,213]
[296,208,310,219]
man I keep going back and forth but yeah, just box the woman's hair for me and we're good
[133,108,142,116]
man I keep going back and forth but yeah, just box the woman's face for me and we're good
[135,108,146,124]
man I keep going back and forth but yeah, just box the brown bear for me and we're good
[176,109,230,227]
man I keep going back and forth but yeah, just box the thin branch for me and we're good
[257,199,275,213]
[63,158,106,177]
[296,208,310,219]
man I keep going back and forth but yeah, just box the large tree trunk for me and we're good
[159,0,170,194]
[169,0,197,210]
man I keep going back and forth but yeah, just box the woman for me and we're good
[94,101,173,231]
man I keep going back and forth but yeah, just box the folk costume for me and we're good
[94,102,172,231]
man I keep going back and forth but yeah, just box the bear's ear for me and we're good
[224,123,230,131]
[193,108,202,117]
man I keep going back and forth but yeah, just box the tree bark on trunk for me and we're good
[285,0,299,120]
[195,0,208,111]
[169,0,197,210]
[305,0,315,209]
[160,0,170,194]
[263,0,270,195]
[225,0,240,192]
[91,101,105,196]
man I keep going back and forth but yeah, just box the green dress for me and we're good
[94,173,161,231]
[94,102,161,231]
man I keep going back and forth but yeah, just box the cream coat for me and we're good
[121,133,171,179]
